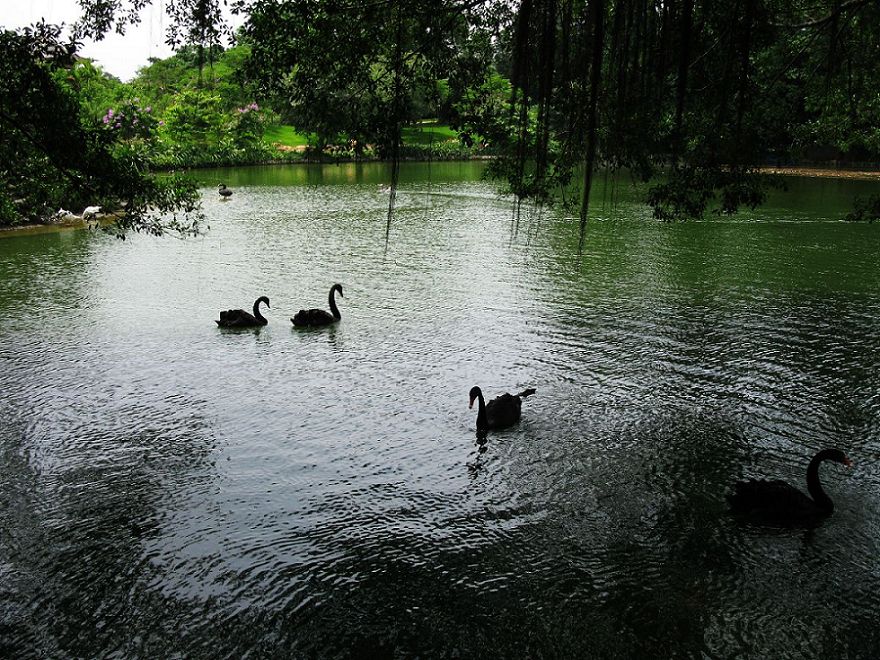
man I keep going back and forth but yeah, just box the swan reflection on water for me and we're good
[475,430,489,452]
[290,317,344,351]
[466,432,490,475]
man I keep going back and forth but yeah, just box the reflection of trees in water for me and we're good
[3,392,877,655]
[578,409,745,656]
[0,390,218,656]
[484,405,749,656]
[0,411,45,655]
[195,408,746,658]
[0,230,95,324]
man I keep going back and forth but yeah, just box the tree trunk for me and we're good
[578,0,606,250]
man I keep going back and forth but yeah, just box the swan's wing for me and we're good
[218,309,257,326]
[727,479,814,514]
[292,308,333,326]
[292,309,312,325]
[491,393,523,412]
[486,393,522,428]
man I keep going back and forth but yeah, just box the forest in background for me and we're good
[50,41,485,169]
[2,0,880,234]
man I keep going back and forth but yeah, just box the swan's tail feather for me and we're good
[517,388,536,399]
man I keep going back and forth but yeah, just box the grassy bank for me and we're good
[263,120,460,151]
[150,121,487,170]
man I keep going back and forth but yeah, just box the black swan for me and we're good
[218,184,233,198]
[292,284,343,327]
[727,448,852,523]
[216,296,270,327]
[469,386,536,431]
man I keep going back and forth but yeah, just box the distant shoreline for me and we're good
[162,153,494,172]
[176,158,880,177]
[4,162,880,237]
[0,218,85,236]
[760,166,880,181]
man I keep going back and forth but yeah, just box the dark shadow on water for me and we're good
[290,321,343,349]
[0,396,220,657]
[216,325,265,334]
[467,431,489,476]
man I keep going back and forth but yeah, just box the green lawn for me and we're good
[263,125,310,147]
[401,120,459,145]
[264,120,459,149]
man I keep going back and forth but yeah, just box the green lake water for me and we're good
[1,161,879,657]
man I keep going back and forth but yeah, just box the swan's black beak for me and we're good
[468,397,475,409]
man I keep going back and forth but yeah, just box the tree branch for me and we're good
[0,110,98,199]
[772,0,876,30]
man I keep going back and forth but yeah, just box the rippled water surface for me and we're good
[2,162,880,658]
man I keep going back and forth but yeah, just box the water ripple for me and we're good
[1,163,879,657]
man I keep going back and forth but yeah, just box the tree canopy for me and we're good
[239,0,491,154]
[487,0,880,233]
[3,0,879,231]
[0,23,202,233]
[232,0,880,229]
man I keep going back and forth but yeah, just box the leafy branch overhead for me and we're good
[235,0,880,222]
[240,0,493,154]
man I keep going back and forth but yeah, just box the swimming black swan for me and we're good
[727,448,852,523]
[292,284,343,327]
[218,184,233,198]
[216,296,270,327]
[469,386,537,431]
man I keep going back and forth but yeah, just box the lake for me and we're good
[1,161,879,658]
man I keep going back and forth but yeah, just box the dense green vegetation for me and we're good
[55,39,481,167]
[2,0,879,231]
[263,125,309,148]
[0,24,202,234]
[0,28,483,228]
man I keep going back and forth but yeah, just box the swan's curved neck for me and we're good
[475,391,487,430]
[807,453,833,510]
[253,299,267,323]
[328,288,341,319]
